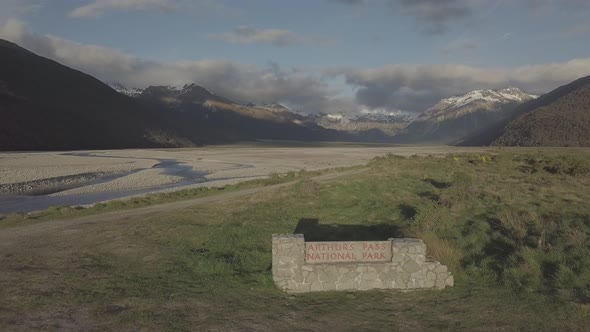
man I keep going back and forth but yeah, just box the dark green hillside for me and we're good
[493,78,590,146]
[0,39,188,151]
[462,75,590,147]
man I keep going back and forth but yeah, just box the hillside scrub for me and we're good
[491,76,590,147]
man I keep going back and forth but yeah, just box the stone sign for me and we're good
[272,234,454,293]
[305,241,392,263]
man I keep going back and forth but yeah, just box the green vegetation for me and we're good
[493,75,590,147]
[369,151,590,302]
[2,150,590,330]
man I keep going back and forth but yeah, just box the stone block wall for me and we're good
[272,234,453,293]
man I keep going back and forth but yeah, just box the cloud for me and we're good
[0,18,340,113]
[0,0,44,21]
[69,0,241,18]
[69,0,175,18]
[329,59,590,112]
[393,0,474,34]
[328,0,370,4]
[2,18,589,115]
[441,38,479,55]
[330,0,477,34]
[208,26,336,47]
[208,26,302,46]
[526,0,590,10]
[564,23,590,37]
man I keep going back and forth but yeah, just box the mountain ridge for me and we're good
[0,39,354,151]
[393,87,537,144]
[492,76,590,146]
[0,39,192,150]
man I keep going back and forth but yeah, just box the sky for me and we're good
[1,0,590,115]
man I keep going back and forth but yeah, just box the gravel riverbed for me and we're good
[0,144,491,213]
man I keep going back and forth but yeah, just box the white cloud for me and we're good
[441,38,479,55]
[69,0,241,18]
[394,0,474,34]
[332,0,478,34]
[208,26,302,46]
[0,18,342,113]
[0,0,44,21]
[1,18,590,114]
[331,60,590,111]
[69,0,176,18]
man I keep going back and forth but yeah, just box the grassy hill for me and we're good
[2,150,590,330]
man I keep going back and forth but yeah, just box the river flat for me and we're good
[0,142,491,214]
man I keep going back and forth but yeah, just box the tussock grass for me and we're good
[371,151,590,303]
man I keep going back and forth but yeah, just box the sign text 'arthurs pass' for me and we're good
[305,241,392,263]
[273,235,454,292]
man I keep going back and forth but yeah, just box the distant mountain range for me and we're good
[0,39,186,150]
[110,81,407,141]
[108,82,144,98]
[394,87,537,144]
[126,82,348,144]
[0,39,349,151]
[108,80,557,147]
[2,38,589,150]
[307,111,414,137]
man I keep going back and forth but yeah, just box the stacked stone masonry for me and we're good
[272,234,453,293]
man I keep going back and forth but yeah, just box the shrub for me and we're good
[417,231,462,273]
[504,263,543,293]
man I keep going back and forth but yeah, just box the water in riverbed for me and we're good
[0,157,212,215]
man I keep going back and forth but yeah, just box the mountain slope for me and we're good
[0,39,191,151]
[107,82,144,97]
[0,40,352,150]
[131,84,347,143]
[309,111,413,138]
[488,76,590,146]
[395,87,536,144]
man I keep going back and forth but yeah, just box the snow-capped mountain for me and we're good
[135,83,237,109]
[417,87,537,123]
[310,110,415,124]
[107,82,144,97]
[256,103,291,113]
[107,82,227,104]
[442,87,536,109]
[309,110,414,137]
[353,110,417,124]
[395,87,537,144]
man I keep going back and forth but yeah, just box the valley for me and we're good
[0,143,490,215]
[1,2,590,331]
[2,148,590,331]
